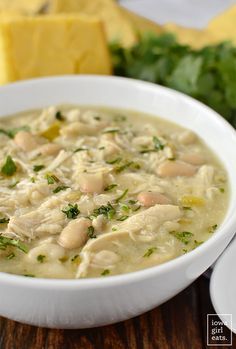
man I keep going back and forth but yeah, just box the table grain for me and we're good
[0,276,235,349]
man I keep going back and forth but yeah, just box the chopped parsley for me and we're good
[0,217,10,224]
[92,202,116,220]
[1,156,17,176]
[33,165,45,172]
[102,128,120,134]
[193,240,204,249]
[182,206,192,211]
[104,184,118,192]
[87,226,97,239]
[55,111,65,121]
[101,269,110,276]
[0,236,28,253]
[71,255,80,262]
[74,147,88,153]
[153,136,165,151]
[219,188,225,193]
[106,157,122,165]
[117,215,129,221]
[208,224,218,233]
[62,203,80,219]
[139,136,164,154]
[143,247,157,257]
[45,173,60,185]
[8,180,19,189]
[115,189,128,203]
[37,254,46,263]
[170,231,193,245]
[94,116,101,121]
[115,161,136,173]
[53,186,70,194]
[24,274,35,277]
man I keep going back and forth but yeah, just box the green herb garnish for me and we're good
[101,269,110,276]
[208,224,218,233]
[55,111,65,121]
[74,148,88,153]
[111,33,236,128]
[1,156,17,176]
[62,203,80,219]
[8,180,19,189]
[219,188,225,193]
[139,136,164,154]
[170,231,193,245]
[143,247,157,257]
[117,215,129,221]
[102,129,120,134]
[106,157,122,165]
[104,184,118,192]
[115,189,128,203]
[53,186,69,194]
[87,226,97,239]
[92,202,116,220]
[0,236,28,253]
[37,254,46,263]
[24,274,35,277]
[115,161,133,173]
[0,218,10,224]
[45,173,60,185]
[33,165,45,172]
[153,136,164,151]
[193,240,204,249]
[71,255,79,262]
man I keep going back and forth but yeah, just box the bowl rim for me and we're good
[0,74,236,289]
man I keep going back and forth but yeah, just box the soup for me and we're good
[0,106,228,278]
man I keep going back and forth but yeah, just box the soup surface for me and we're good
[0,106,228,278]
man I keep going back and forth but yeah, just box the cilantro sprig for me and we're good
[111,33,236,127]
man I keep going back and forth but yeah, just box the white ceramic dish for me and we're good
[0,76,236,329]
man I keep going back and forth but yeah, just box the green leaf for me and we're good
[168,55,203,95]
[33,165,45,172]
[53,186,70,194]
[0,236,28,253]
[170,231,193,245]
[1,156,17,176]
[62,204,80,219]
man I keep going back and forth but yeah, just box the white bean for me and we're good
[137,191,171,207]
[27,243,65,263]
[78,173,104,194]
[58,218,91,249]
[178,130,197,145]
[39,143,62,156]
[14,131,38,152]
[157,160,197,177]
[179,153,205,166]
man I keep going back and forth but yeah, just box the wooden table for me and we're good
[0,276,235,349]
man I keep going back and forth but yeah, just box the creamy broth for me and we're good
[0,106,228,278]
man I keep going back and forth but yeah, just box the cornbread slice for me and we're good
[0,14,112,84]
[48,0,137,47]
[0,0,47,15]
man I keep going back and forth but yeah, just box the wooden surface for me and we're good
[0,276,235,349]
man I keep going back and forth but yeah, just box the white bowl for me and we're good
[0,76,235,329]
